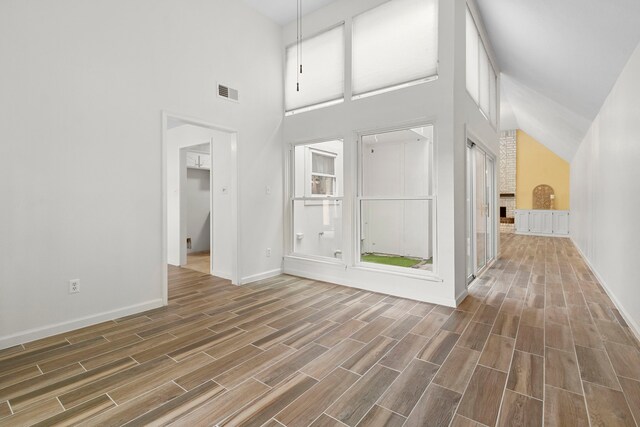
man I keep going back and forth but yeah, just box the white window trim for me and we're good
[466,6,498,130]
[355,125,439,278]
[288,139,345,263]
[309,148,338,198]
[352,76,439,101]
[284,23,346,115]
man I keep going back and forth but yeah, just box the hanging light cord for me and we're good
[296,0,300,92]
[296,0,303,92]
[300,0,303,75]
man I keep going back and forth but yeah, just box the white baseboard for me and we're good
[456,289,469,305]
[0,299,164,350]
[570,237,640,343]
[240,268,283,285]
[211,270,232,281]
[515,231,569,238]
[283,264,457,307]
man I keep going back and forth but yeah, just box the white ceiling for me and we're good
[242,0,337,25]
[476,0,640,160]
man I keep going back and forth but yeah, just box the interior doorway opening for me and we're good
[183,143,211,274]
[162,112,240,304]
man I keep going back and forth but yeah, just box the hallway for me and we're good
[184,251,211,275]
[0,235,637,426]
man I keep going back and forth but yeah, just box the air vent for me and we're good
[218,84,239,102]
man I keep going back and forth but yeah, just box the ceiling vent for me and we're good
[218,84,239,102]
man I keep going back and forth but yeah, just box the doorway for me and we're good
[162,112,240,304]
[183,143,212,274]
[467,140,496,283]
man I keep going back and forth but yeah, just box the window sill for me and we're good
[352,75,438,101]
[285,98,344,116]
[284,255,444,283]
[354,263,443,282]
[286,254,344,265]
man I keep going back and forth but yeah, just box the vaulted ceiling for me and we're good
[476,0,640,161]
[243,0,640,161]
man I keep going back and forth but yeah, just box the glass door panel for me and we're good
[475,149,487,270]
[466,144,474,282]
[467,142,495,284]
[486,157,494,262]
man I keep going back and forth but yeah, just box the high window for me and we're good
[285,25,345,114]
[466,8,498,127]
[291,140,344,259]
[358,126,435,272]
[352,0,438,97]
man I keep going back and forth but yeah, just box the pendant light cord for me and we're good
[296,0,303,92]
[300,0,303,75]
[296,0,300,92]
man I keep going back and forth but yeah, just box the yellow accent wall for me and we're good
[516,130,570,210]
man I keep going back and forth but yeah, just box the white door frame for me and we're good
[465,134,497,284]
[161,111,240,305]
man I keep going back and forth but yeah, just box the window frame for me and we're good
[284,22,346,115]
[466,6,498,129]
[350,0,439,99]
[355,123,439,277]
[288,138,345,263]
[309,149,338,197]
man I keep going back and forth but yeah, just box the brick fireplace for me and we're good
[499,130,516,232]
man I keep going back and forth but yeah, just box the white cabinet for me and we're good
[529,211,553,234]
[515,210,529,233]
[186,152,211,170]
[514,210,569,236]
[552,211,570,235]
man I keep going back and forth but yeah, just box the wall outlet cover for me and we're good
[69,279,80,294]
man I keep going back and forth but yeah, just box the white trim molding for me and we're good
[0,299,164,350]
[284,256,456,307]
[571,237,640,343]
[240,268,284,285]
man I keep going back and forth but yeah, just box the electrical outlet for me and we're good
[69,279,80,294]
[266,248,271,257]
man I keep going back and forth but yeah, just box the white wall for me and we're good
[0,0,283,349]
[282,0,499,305]
[282,0,461,305]
[571,41,640,336]
[186,168,210,253]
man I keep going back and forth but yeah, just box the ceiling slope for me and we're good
[476,0,640,159]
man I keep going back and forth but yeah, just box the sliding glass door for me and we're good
[467,141,495,283]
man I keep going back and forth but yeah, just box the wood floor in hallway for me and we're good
[1,234,639,426]
[183,251,211,275]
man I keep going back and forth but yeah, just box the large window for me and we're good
[358,126,435,272]
[352,0,438,97]
[291,140,343,259]
[466,8,497,127]
[285,25,345,113]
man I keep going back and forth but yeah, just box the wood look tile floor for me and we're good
[184,251,210,275]
[1,234,640,426]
